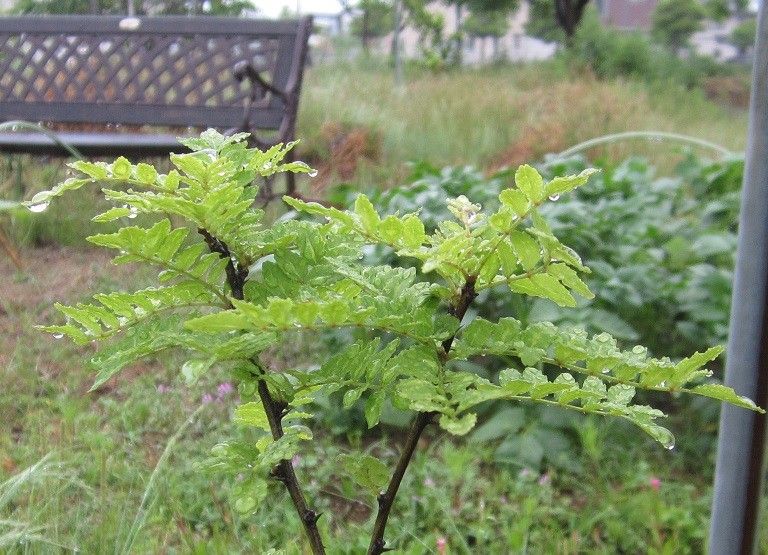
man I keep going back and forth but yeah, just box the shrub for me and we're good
[731,18,758,56]
[652,0,706,51]
[28,130,761,553]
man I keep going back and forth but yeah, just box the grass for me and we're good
[297,60,748,189]
[0,60,759,552]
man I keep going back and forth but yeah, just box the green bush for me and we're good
[569,11,738,90]
[731,18,758,55]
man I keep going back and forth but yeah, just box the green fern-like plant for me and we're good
[28,130,762,554]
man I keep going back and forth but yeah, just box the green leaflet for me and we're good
[515,165,546,204]
[87,220,229,294]
[187,263,450,343]
[545,168,600,197]
[337,454,390,495]
[40,282,223,344]
[451,317,763,415]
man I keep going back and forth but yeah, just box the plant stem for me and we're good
[367,277,477,555]
[256,377,326,554]
[201,229,326,554]
[367,411,433,555]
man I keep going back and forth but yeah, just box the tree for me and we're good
[730,17,757,56]
[652,0,706,51]
[526,0,591,44]
[350,0,395,55]
[554,0,591,39]
[463,9,508,61]
[705,0,730,22]
[526,0,564,42]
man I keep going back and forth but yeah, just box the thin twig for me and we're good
[367,277,477,555]
[200,229,326,554]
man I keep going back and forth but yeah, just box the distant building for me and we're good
[597,0,659,30]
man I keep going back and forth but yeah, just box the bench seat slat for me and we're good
[0,132,187,156]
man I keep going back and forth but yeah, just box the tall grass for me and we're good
[298,62,748,188]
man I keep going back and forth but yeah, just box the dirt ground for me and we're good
[0,246,131,361]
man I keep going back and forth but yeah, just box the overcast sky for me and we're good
[253,0,345,17]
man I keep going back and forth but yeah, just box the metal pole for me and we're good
[709,5,768,554]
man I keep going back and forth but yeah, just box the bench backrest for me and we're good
[0,16,312,131]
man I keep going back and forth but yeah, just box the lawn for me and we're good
[0,61,762,553]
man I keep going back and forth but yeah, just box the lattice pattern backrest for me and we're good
[0,17,305,129]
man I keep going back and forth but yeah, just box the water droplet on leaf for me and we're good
[53,332,64,339]
[28,201,49,213]
[308,169,318,177]
[128,206,138,219]
[548,194,560,201]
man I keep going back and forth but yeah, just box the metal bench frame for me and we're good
[0,15,312,191]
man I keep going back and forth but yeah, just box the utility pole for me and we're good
[709,4,768,554]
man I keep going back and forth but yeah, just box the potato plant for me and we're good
[27,130,762,554]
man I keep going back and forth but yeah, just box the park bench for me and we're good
[0,15,312,192]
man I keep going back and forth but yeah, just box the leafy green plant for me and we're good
[29,130,762,553]
[340,154,741,359]
[652,0,706,51]
[730,18,757,56]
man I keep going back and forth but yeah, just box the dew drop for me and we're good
[53,332,64,339]
[128,206,138,219]
[308,169,318,178]
[28,201,49,213]
[601,368,610,374]
[666,443,675,451]
[548,194,560,201]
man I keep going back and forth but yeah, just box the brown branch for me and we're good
[367,411,433,555]
[255,375,326,554]
[199,229,326,554]
[367,276,477,555]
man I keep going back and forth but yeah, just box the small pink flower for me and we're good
[649,477,661,491]
[156,384,171,394]
[538,473,551,487]
[202,393,214,404]
[423,477,435,488]
[217,382,235,398]
[436,536,448,554]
